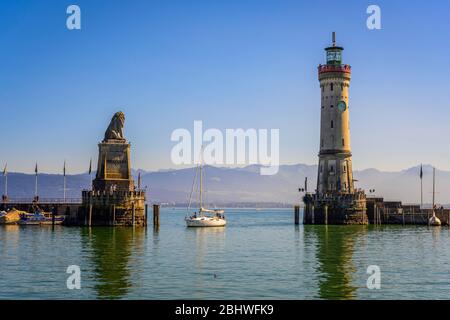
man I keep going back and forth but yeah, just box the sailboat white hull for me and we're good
[429,215,441,226]
[186,217,226,227]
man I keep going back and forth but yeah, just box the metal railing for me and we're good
[2,198,82,204]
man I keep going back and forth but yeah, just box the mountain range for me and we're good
[0,164,447,206]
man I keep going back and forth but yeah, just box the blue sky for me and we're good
[1,0,449,173]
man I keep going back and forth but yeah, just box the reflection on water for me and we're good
[431,226,441,248]
[186,227,226,296]
[2,209,450,299]
[190,227,226,266]
[81,227,145,299]
[305,225,367,299]
[0,225,21,255]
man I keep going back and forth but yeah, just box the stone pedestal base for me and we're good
[303,192,368,225]
[81,190,146,226]
[93,140,134,192]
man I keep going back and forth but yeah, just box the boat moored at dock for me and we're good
[18,212,65,225]
[428,167,442,227]
[0,209,23,224]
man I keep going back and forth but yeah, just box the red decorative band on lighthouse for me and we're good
[318,64,351,75]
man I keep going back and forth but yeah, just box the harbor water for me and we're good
[1,208,450,299]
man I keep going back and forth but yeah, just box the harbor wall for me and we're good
[366,200,450,225]
[0,202,82,217]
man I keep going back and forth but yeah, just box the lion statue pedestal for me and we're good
[93,140,134,192]
[93,112,134,192]
[81,111,147,226]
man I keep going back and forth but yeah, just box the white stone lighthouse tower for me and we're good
[317,32,354,195]
[303,32,367,225]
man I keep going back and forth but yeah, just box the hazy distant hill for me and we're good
[0,164,447,206]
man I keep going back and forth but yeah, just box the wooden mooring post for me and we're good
[373,203,377,225]
[145,204,148,226]
[132,202,136,226]
[88,204,92,227]
[294,205,300,225]
[153,204,160,227]
[51,206,56,227]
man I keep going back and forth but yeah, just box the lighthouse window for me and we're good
[330,165,334,172]
[330,104,333,108]
[343,164,346,172]
[331,120,334,128]
[330,83,334,91]
[342,138,345,146]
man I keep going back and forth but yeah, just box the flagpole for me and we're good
[138,172,141,190]
[89,158,93,191]
[64,175,66,202]
[3,164,7,198]
[420,164,423,212]
[63,161,66,203]
[35,164,38,199]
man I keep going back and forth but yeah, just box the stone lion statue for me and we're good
[104,111,125,141]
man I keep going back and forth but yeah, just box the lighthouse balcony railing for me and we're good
[318,64,351,74]
[307,189,366,204]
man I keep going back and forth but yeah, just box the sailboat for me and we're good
[429,167,441,226]
[185,156,226,227]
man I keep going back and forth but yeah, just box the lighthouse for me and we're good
[303,33,368,225]
[317,32,354,195]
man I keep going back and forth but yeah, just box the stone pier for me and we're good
[303,191,368,225]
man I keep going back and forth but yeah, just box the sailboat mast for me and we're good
[200,162,203,209]
[432,167,435,210]
[420,165,423,211]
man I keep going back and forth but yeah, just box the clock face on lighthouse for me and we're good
[337,101,347,112]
